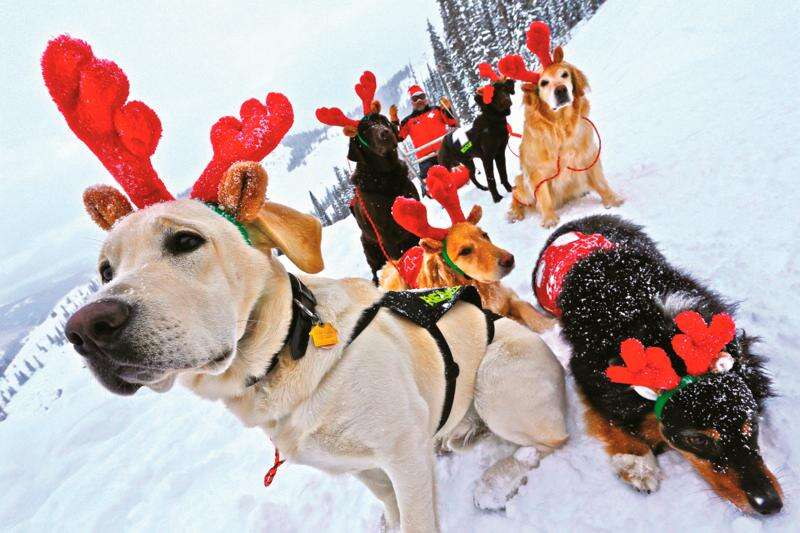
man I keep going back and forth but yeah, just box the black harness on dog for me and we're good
[246,280,499,433]
[347,286,499,432]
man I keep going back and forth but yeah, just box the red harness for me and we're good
[534,231,616,316]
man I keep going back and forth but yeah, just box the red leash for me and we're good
[511,116,602,207]
[264,445,285,487]
[355,188,400,272]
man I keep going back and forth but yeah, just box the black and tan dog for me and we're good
[534,214,783,515]
[438,62,515,203]
[316,71,420,283]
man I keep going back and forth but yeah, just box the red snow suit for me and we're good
[398,106,457,158]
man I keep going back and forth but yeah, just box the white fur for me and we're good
[611,452,662,493]
[85,199,568,533]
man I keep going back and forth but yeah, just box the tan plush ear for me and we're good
[420,238,443,254]
[248,202,324,273]
[217,161,268,222]
[343,125,358,137]
[83,185,134,230]
[467,204,482,224]
[370,100,381,114]
[553,46,564,63]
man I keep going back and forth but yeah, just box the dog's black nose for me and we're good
[500,254,515,270]
[66,299,132,354]
[748,488,783,515]
[555,85,569,99]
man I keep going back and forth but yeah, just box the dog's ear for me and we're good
[473,89,484,107]
[347,136,365,163]
[569,64,589,99]
[467,204,482,224]
[420,238,443,254]
[553,46,565,64]
[83,185,134,230]
[248,202,324,273]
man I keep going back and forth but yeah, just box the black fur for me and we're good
[438,79,515,203]
[540,214,780,513]
[348,113,420,283]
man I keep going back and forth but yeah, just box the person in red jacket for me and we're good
[390,85,458,194]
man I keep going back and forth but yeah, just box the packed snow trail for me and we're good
[2,0,799,531]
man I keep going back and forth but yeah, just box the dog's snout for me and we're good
[748,489,783,515]
[499,253,515,270]
[66,299,132,353]
[555,85,569,99]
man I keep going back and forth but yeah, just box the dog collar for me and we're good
[356,132,370,149]
[441,238,468,278]
[654,375,698,420]
[205,203,252,246]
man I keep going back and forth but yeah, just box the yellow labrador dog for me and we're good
[65,163,567,532]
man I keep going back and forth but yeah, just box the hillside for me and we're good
[1,0,799,531]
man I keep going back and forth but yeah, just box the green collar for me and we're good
[441,238,468,278]
[654,375,698,420]
[356,132,370,149]
[205,203,252,246]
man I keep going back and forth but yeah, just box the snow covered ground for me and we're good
[2,0,799,531]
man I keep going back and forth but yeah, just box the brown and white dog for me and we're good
[47,37,568,532]
[499,21,623,228]
[381,165,554,333]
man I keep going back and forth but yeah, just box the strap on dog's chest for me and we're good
[245,273,320,388]
[346,286,499,432]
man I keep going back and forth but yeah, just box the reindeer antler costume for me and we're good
[40,35,321,270]
[607,311,737,419]
[315,70,380,139]
[497,20,558,88]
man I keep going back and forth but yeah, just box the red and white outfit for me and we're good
[398,86,457,159]
[534,231,616,316]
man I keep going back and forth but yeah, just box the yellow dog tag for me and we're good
[310,323,339,348]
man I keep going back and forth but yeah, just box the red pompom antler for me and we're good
[477,62,500,105]
[41,35,174,208]
[392,165,470,241]
[315,107,360,128]
[497,54,540,84]
[526,21,554,68]
[606,339,681,391]
[355,71,377,116]
[190,92,294,202]
[671,312,736,376]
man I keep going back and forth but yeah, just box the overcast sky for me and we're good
[0,0,440,303]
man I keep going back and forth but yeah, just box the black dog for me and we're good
[535,214,782,515]
[348,113,421,283]
[438,79,515,203]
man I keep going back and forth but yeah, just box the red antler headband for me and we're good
[497,21,555,84]
[315,70,378,129]
[42,35,293,213]
[391,165,470,240]
[606,311,737,418]
[477,62,501,105]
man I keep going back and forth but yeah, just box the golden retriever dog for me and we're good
[380,165,554,333]
[499,21,623,228]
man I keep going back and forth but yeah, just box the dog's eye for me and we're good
[166,231,206,255]
[459,247,473,256]
[99,261,113,283]
[561,71,569,78]
[679,432,716,453]
[540,80,549,87]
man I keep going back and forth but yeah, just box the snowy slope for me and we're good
[2,0,800,531]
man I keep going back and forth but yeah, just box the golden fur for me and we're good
[381,205,554,333]
[509,61,623,228]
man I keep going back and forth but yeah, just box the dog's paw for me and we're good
[611,452,662,493]
[540,214,559,228]
[506,209,524,224]
[474,448,541,511]
[603,194,625,208]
